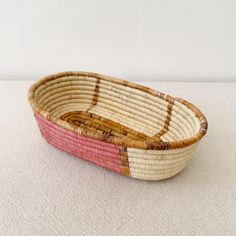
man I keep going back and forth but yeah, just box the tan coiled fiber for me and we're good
[28,71,208,180]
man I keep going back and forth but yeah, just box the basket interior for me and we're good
[33,75,201,143]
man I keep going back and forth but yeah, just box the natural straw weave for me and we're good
[28,71,208,180]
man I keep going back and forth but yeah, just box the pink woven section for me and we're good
[35,113,122,173]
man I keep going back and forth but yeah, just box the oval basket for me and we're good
[28,71,208,180]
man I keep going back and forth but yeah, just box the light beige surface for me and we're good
[0,81,235,236]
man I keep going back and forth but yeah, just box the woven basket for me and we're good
[28,71,208,180]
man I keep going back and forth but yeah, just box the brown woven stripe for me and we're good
[151,99,174,140]
[60,111,149,141]
[86,77,100,112]
[92,77,100,105]
[119,147,130,176]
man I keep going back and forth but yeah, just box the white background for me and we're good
[0,0,235,82]
[1,1,236,234]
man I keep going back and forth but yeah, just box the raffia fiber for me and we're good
[28,71,208,180]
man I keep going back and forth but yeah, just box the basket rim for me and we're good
[28,71,208,150]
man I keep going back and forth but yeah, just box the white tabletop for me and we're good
[0,81,235,236]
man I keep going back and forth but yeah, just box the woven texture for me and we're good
[2,81,236,235]
[28,72,208,180]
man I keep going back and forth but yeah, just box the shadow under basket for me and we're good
[28,71,208,180]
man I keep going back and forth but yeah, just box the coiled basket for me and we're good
[28,72,208,180]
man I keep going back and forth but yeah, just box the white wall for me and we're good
[0,0,235,81]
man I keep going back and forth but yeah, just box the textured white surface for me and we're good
[0,81,236,235]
